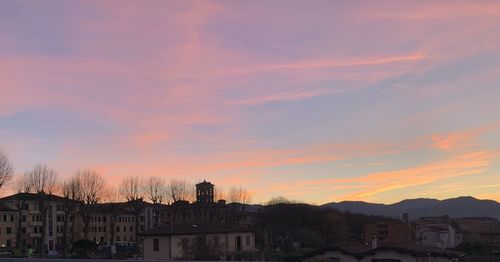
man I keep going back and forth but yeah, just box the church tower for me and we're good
[196,180,214,203]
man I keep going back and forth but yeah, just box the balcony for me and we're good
[29,232,41,238]
[29,221,43,226]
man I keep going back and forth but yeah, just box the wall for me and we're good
[143,235,171,260]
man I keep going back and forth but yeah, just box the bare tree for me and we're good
[227,186,252,226]
[167,179,195,203]
[13,173,31,255]
[228,186,251,204]
[145,176,167,227]
[60,176,82,257]
[25,163,58,256]
[145,176,166,205]
[0,151,14,191]
[119,176,144,245]
[27,163,58,194]
[104,187,122,251]
[214,186,226,202]
[72,169,106,239]
[119,176,143,202]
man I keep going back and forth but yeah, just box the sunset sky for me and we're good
[1,1,500,204]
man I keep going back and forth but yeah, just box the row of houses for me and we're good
[0,181,257,259]
[0,193,158,254]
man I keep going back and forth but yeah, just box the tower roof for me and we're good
[196,180,213,187]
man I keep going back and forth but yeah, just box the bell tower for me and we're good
[196,180,214,203]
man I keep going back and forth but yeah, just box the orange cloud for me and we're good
[431,123,500,150]
[341,151,497,200]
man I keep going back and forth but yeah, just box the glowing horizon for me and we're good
[1,1,500,204]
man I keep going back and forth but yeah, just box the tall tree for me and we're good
[104,187,122,251]
[228,186,251,204]
[145,176,167,227]
[227,186,251,226]
[167,179,194,203]
[25,163,58,256]
[214,186,226,202]
[0,151,14,191]
[119,176,144,244]
[75,169,106,239]
[13,173,31,255]
[60,176,81,257]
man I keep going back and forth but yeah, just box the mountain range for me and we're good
[321,196,500,219]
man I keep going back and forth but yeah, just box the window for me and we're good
[2,215,6,222]
[130,226,133,232]
[21,215,26,222]
[10,215,14,222]
[236,236,241,251]
[181,238,188,251]
[130,236,134,241]
[6,227,12,234]
[123,226,126,232]
[214,236,220,247]
[116,236,120,241]
[116,226,120,232]
[153,238,159,251]
[246,235,251,246]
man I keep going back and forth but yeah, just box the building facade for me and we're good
[141,223,256,260]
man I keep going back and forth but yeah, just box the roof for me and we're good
[0,192,73,203]
[368,243,463,258]
[0,203,17,212]
[90,201,156,214]
[304,243,462,260]
[139,223,254,236]
[195,180,214,187]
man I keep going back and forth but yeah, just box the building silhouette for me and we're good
[196,180,214,203]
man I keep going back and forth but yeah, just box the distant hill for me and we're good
[321,196,500,219]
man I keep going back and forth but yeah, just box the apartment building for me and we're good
[0,203,17,248]
[85,201,157,246]
[0,193,77,254]
[0,193,158,254]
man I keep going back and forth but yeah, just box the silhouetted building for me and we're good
[196,180,214,203]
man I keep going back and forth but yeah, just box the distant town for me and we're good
[0,156,499,261]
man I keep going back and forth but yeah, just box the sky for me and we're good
[1,0,500,204]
